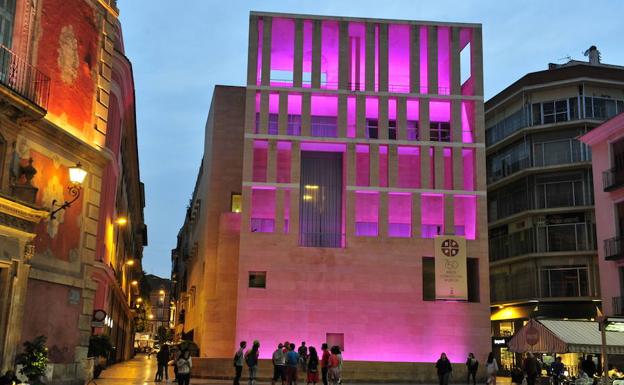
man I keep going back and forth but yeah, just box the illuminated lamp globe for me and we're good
[126,259,135,266]
[131,280,138,286]
[68,163,88,184]
[159,289,165,295]
[148,314,154,320]
[116,217,128,226]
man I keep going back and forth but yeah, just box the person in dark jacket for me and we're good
[466,353,479,385]
[523,352,540,385]
[436,352,453,385]
[582,355,597,378]
[155,345,170,382]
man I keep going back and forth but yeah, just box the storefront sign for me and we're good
[435,235,468,300]
[492,337,510,347]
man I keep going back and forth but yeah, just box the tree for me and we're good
[17,335,49,385]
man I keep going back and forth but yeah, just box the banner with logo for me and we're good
[434,235,468,300]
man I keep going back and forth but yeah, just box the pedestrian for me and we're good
[328,346,342,385]
[245,340,260,385]
[307,347,320,385]
[176,349,192,385]
[523,352,540,385]
[0,370,18,385]
[234,341,247,385]
[272,343,286,385]
[551,357,565,385]
[435,352,452,385]
[465,353,478,385]
[173,346,182,383]
[485,352,498,385]
[320,343,330,385]
[581,355,597,379]
[155,345,170,382]
[286,343,300,385]
[298,342,309,373]
[511,366,525,385]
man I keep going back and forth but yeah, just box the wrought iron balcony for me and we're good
[0,45,50,111]
[603,167,624,191]
[605,236,624,260]
[613,297,624,316]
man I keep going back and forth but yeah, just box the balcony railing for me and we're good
[613,297,624,316]
[487,157,531,184]
[605,236,624,260]
[603,167,624,191]
[0,45,50,110]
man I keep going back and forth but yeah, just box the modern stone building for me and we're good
[0,0,146,383]
[486,49,624,369]
[172,11,490,379]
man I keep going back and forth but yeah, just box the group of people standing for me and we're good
[233,340,343,385]
[153,344,193,385]
[435,352,499,385]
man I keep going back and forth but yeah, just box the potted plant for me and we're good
[88,334,112,378]
[16,335,49,385]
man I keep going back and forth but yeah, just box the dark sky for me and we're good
[118,0,624,278]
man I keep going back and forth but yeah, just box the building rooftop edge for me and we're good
[486,62,624,113]
[249,10,482,28]
[580,112,624,146]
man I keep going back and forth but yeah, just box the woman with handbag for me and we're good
[486,352,499,385]
[177,349,193,385]
[307,347,320,385]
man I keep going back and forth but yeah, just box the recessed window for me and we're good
[231,193,242,213]
[248,271,266,288]
[326,333,344,351]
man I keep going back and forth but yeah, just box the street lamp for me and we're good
[126,259,135,266]
[115,217,128,226]
[131,280,138,286]
[50,163,88,220]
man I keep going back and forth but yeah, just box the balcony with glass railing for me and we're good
[605,236,624,260]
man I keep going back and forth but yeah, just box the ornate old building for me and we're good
[0,0,146,383]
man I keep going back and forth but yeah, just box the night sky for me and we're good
[118,0,624,278]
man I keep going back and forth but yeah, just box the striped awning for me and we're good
[508,319,624,354]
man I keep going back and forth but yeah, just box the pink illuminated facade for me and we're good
[581,112,624,316]
[173,12,489,375]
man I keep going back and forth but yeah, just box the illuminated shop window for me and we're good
[250,188,275,233]
[230,193,241,213]
[248,271,266,288]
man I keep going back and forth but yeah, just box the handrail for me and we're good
[0,44,50,110]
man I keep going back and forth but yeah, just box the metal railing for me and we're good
[0,45,50,110]
[603,167,624,191]
[605,236,623,260]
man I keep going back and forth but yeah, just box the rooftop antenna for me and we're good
[584,46,601,64]
[557,55,572,63]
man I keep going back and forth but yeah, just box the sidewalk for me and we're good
[94,355,514,385]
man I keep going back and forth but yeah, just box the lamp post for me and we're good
[50,163,88,219]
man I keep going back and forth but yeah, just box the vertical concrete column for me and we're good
[312,20,322,88]
[365,23,375,91]
[293,19,304,88]
[471,27,484,97]
[452,147,463,190]
[378,23,389,92]
[356,94,366,138]
[476,147,487,191]
[450,27,461,95]
[409,24,420,93]
[242,138,255,182]
[241,186,252,232]
[289,187,300,243]
[451,99,462,142]
[434,146,444,190]
[267,139,277,182]
[420,145,430,189]
[346,190,357,240]
[444,194,455,234]
[247,15,258,86]
[477,195,488,241]
[388,144,398,188]
[379,192,388,237]
[338,95,347,138]
[276,189,285,233]
[302,93,311,136]
[291,141,301,184]
[259,91,270,134]
[412,193,421,238]
[339,20,350,90]
[1,259,30,373]
[278,91,288,135]
[419,98,430,141]
[370,143,379,187]
[261,16,272,86]
[397,97,407,140]
[427,25,438,95]
[346,143,356,186]
[244,89,257,134]
[475,100,486,143]
[378,96,388,140]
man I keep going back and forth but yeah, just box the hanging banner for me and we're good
[435,235,468,300]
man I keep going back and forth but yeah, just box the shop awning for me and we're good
[508,319,624,354]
